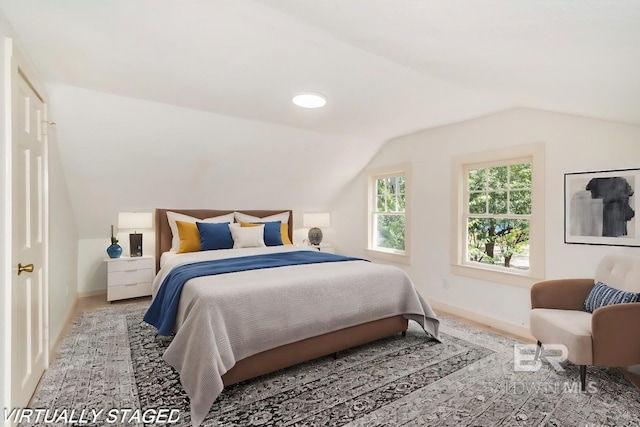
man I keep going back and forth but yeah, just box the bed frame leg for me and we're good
[402,331,406,338]
[333,352,338,360]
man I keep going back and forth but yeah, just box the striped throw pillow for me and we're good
[583,281,640,313]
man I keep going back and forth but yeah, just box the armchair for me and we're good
[529,254,640,390]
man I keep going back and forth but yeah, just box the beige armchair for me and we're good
[530,254,640,390]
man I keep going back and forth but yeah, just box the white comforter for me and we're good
[151,246,440,427]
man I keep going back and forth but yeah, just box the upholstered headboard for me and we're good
[155,209,294,272]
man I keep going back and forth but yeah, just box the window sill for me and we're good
[364,248,410,265]
[450,263,543,288]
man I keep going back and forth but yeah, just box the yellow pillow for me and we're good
[281,223,292,245]
[176,220,201,253]
[240,222,292,245]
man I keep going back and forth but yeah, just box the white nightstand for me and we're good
[105,255,154,302]
[309,243,335,254]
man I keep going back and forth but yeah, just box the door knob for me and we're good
[18,263,34,275]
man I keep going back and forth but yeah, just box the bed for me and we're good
[149,208,440,427]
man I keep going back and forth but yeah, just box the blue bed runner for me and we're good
[143,250,365,335]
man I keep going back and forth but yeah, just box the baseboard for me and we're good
[49,295,78,361]
[429,298,535,342]
[78,289,107,298]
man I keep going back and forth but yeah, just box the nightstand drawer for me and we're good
[108,268,153,286]
[107,257,154,273]
[107,282,151,301]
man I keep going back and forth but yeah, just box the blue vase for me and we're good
[107,243,122,259]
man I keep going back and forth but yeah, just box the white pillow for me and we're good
[229,224,266,248]
[234,211,289,224]
[166,211,235,252]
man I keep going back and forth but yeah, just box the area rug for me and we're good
[24,303,640,426]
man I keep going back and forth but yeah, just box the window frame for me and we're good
[451,144,545,287]
[366,163,411,264]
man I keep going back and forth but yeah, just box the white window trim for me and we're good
[365,163,411,265]
[450,143,545,288]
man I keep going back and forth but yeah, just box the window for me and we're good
[467,161,531,270]
[451,144,544,287]
[367,164,411,263]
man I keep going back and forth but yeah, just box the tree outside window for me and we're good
[466,162,532,270]
[373,175,406,252]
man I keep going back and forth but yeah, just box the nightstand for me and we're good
[310,243,335,254]
[105,255,154,302]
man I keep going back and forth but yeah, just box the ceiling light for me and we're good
[292,92,327,108]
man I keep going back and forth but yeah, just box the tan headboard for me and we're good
[155,209,294,272]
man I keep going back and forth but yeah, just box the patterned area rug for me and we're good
[25,303,640,426]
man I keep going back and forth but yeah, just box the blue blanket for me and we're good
[143,250,365,335]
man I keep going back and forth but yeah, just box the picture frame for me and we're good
[564,168,638,247]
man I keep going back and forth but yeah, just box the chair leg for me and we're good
[534,340,542,361]
[402,331,406,338]
[580,365,587,392]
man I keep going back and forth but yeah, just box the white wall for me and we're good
[46,85,381,292]
[77,239,108,294]
[47,126,78,346]
[333,108,640,332]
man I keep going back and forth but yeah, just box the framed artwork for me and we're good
[565,168,638,246]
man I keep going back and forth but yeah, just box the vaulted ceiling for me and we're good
[2,0,638,140]
[1,1,638,239]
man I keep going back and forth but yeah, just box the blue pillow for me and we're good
[583,281,640,313]
[259,221,283,246]
[197,222,233,251]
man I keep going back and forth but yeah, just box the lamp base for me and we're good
[308,227,323,245]
[129,233,143,257]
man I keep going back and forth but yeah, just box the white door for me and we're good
[11,71,48,407]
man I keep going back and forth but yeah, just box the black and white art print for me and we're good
[565,168,638,246]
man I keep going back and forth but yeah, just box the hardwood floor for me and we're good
[433,309,537,344]
[75,293,151,314]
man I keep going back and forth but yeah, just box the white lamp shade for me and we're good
[303,213,330,228]
[118,212,153,230]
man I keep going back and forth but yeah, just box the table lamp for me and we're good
[303,213,330,246]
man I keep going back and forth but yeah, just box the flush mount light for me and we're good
[292,92,327,108]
